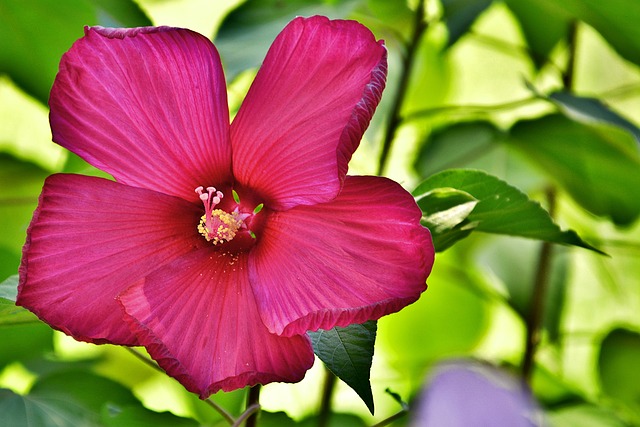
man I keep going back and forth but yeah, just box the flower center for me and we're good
[195,186,248,245]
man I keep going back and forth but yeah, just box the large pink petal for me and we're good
[231,16,387,210]
[50,26,231,200]
[17,174,204,345]
[119,249,315,398]
[249,176,434,337]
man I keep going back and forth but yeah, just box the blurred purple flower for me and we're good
[412,360,546,427]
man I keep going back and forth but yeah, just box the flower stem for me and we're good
[317,367,337,427]
[244,385,261,427]
[124,347,236,425]
[521,187,557,382]
[376,0,427,176]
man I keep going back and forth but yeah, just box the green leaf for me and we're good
[417,188,478,251]
[89,0,152,28]
[0,323,53,370]
[441,0,492,47]
[215,0,358,78]
[0,275,39,326]
[598,328,640,409]
[102,405,198,427]
[0,154,49,267]
[30,371,139,414]
[308,321,376,414]
[547,403,630,427]
[504,0,569,67]
[0,388,100,427]
[0,0,150,104]
[542,0,640,68]
[509,114,640,226]
[413,169,601,252]
[548,91,640,143]
[299,413,367,427]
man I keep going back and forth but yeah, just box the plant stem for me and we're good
[234,403,261,427]
[562,21,579,91]
[522,187,557,382]
[376,0,427,176]
[370,409,409,427]
[317,367,337,427]
[522,18,577,383]
[124,347,236,425]
[244,385,261,427]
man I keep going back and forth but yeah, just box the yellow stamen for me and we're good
[197,209,244,245]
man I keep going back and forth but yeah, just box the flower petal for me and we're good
[119,249,315,397]
[249,176,434,337]
[50,26,231,200]
[17,174,203,345]
[231,16,387,210]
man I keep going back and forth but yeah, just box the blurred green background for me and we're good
[1,0,640,425]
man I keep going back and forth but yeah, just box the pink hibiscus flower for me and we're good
[17,16,434,398]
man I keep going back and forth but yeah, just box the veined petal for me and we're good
[17,174,203,345]
[119,249,315,397]
[249,176,434,337]
[231,16,387,210]
[50,26,231,200]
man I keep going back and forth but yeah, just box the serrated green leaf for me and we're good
[309,321,376,414]
[509,114,640,226]
[413,169,601,252]
[417,188,478,251]
[441,0,492,47]
[549,91,640,143]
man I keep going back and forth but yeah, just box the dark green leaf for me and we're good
[258,411,298,427]
[0,388,100,427]
[30,371,139,414]
[539,0,640,67]
[441,0,492,47]
[598,328,640,408]
[309,321,376,414]
[413,169,601,252]
[0,0,150,104]
[509,114,640,226]
[299,413,367,427]
[215,0,359,78]
[102,405,198,427]
[0,275,39,326]
[549,91,640,143]
[504,0,569,67]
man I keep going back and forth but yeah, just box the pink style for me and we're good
[17,16,434,398]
